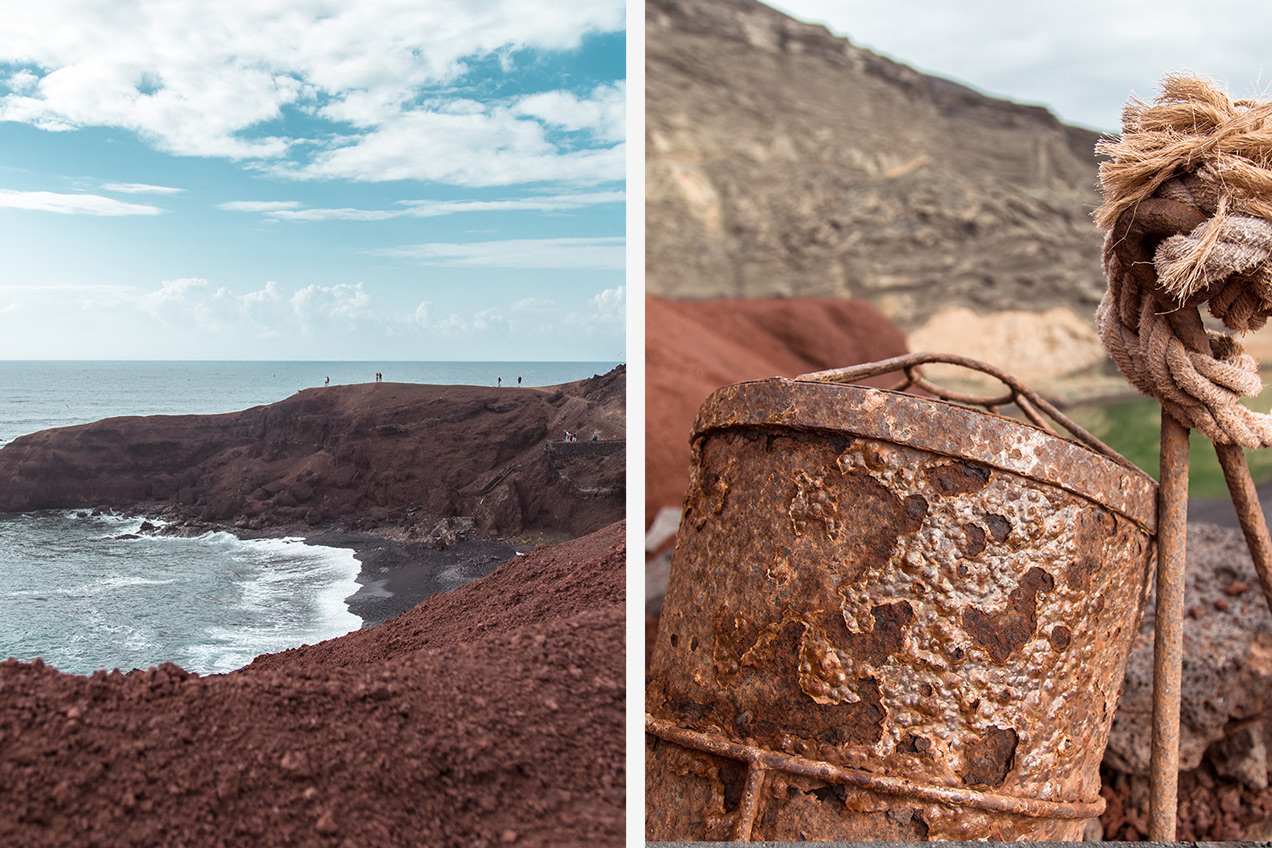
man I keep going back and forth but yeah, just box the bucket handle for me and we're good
[795,351,1135,469]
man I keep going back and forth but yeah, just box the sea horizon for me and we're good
[0,359,621,446]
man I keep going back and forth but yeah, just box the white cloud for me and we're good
[374,236,624,270]
[0,188,163,215]
[288,106,625,185]
[219,190,625,221]
[398,191,625,217]
[137,277,374,340]
[101,182,185,195]
[514,82,626,143]
[590,285,625,323]
[216,200,304,213]
[0,1,625,181]
[269,206,397,222]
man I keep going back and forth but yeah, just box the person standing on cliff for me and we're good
[517,376,522,386]
[498,376,502,387]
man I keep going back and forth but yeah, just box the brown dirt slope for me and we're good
[0,520,625,848]
[0,367,625,540]
[645,294,908,524]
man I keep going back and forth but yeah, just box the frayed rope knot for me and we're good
[1096,73,1272,447]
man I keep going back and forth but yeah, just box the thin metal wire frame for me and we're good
[646,714,1106,842]
[795,351,1133,469]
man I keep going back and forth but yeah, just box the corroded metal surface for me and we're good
[646,379,1158,841]
[692,379,1158,532]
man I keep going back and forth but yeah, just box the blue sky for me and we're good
[0,1,625,361]
[765,0,1272,134]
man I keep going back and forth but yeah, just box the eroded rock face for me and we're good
[646,0,1106,330]
[0,367,625,540]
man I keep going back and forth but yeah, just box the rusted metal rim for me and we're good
[795,352,1131,468]
[692,379,1158,533]
[646,715,1106,822]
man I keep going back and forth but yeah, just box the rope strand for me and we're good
[1096,74,1272,448]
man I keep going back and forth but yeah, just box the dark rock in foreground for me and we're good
[0,367,625,540]
[1100,522,1272,840]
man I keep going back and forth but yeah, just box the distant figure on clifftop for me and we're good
[497,376,502,387]
[324,376,329,385]
[517,376,522,386]
[375,372,382,383]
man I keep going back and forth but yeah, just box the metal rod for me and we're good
[731,764,768,842]
[1213,441,1272,612]
[645,715,1105,820]
[795,351,1132,467]
[1150,409,1190,841]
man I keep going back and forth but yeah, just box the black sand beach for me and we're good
[303,530,520,627]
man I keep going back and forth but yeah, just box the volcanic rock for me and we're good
[0,368,625,540]
[0,520,625,847]
[1101,522,1272,839]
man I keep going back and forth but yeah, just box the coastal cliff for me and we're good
[0,366,625,541]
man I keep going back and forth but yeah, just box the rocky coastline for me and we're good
[0,369,627,845]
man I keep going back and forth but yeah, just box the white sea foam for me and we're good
[1,511,362,676]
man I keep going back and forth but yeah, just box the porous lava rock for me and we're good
[1101,521,1272,840]
[0,368,625,540]
[0,521,625,847]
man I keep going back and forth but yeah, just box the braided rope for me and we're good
[1096,75,1272,447]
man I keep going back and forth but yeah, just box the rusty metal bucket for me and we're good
[645,354,1158,841]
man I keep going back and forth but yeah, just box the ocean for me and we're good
[0,360,617,676]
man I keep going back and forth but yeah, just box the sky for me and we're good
[0,0,625,361]
[763,0,1272,134]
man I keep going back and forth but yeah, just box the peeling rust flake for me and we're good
[962,567,1055,663]
[924,460,991,497]
[960,725,1019,788]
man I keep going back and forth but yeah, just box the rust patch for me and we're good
[960,523,987,558]
[984,513,1011,543]
[903,495,928,524]
[790,459,923,583]
[713,610,761,686]
[687,466,730,530]
[960,726,1018,788]
[789,471,841,536]
[897,733,931,754]
[833,601,914,667]
[962,567,1055,663]
[1049,625,1072,652]
[924,460,991,497]
[742,620,887,749]
[1067,506,1116,591]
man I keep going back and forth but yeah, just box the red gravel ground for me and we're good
[0,521,625,848]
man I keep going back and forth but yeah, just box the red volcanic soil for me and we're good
[0,521,625,848]
[0,368,625,541]
[645,295,908,525]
